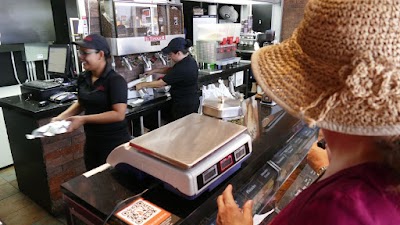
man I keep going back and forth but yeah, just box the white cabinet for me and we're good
[0,85,21,168]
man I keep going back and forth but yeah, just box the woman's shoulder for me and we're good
[311,163,400,219]
[292,173,400,224]
[270,163,400,225]
[319,163,400,196]
[107,70,127,82]
[184,55,199,71]
[77,72,88,83]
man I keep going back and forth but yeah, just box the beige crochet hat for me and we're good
[251,0,400,136]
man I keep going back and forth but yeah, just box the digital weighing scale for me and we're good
[107,113,252,199]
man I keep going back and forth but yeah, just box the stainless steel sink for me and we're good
[127,73,170,99]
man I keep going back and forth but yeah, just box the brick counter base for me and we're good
[38,118,86,214]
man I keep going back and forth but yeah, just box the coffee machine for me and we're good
[256,30,275,47]
[237,30,275,60]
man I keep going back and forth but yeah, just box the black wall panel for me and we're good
[0,0,78,88]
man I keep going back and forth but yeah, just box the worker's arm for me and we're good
[143,67,170,75]
[135,79,167,90]
[66,103,127,132]
[51,101,83,122]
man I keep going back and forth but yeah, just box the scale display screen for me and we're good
[197,143,251,190]
[234,146,246,161]
[219,155,233,172]
[202,165,218,184]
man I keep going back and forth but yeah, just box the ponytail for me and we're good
[178,39,193,55]
[185,39,193,48]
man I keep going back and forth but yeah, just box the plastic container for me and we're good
[227,59,234,68]
[203,98,242,118]
[233,57,241,66]
[221,61,228,70]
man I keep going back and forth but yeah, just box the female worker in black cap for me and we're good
[136,37,199,120]
[52,34,131,170]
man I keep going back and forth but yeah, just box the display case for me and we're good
[99,0,185,55]
[196,41,237,65]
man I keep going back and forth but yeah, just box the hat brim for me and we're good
[252,35,400,136]
[72,41,93,49]
[161,46,172,54]
[72,41,110,56]
[252,35,335,124]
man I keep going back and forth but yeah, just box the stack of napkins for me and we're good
[26,120,71,139]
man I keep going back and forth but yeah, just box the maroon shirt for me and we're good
[270,162,400,225]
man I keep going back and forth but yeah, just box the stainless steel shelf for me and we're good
[237,49,255,54]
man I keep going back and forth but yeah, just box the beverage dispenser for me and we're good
[99,0,185,56]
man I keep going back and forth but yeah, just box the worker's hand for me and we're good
[217,184,253,225]
[143,70,152,76]
[135,82,146,91]
[143,68,157,75]
[65,116,85,132]
[51,116,63,123]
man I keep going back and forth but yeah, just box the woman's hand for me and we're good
[51,116,63,122]
[66,116,85,132]
[216,184,253,225]
[143,70,153,75]
[135,82,146,91]
[307,141,329,174]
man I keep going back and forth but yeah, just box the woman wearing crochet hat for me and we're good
[216,0,400,224]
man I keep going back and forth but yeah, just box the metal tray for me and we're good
[129,113,247,169]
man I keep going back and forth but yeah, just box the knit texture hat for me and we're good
[251,0,400,136]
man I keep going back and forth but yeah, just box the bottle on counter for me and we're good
[248,15,253,32]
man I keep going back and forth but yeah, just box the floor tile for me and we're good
[0,167,16,182]
[2,203,48,225]
[9,179,18,190]
[32,215,64,225]
[0,192,34,218]
[0,166,15,177]
[0,183,18,201]
[1,173,16,183]
[0,177,6,186]
[0,166,67,225]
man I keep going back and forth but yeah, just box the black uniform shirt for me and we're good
[77,63,128,136]
[162,55,199,106]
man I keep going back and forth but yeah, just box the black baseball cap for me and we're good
[162,37,187,54]
[72,34,110,56]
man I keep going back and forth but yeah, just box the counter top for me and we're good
[0,93,171,119]
[0,62,250,118]
[198,62,251,84]
[0,62,251,119]
[126,93,171,118]
[61,96,318,224]
[0,95,72,118]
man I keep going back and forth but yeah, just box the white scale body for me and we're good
[107,114,252,199]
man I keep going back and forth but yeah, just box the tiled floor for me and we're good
[0,166,67,225]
